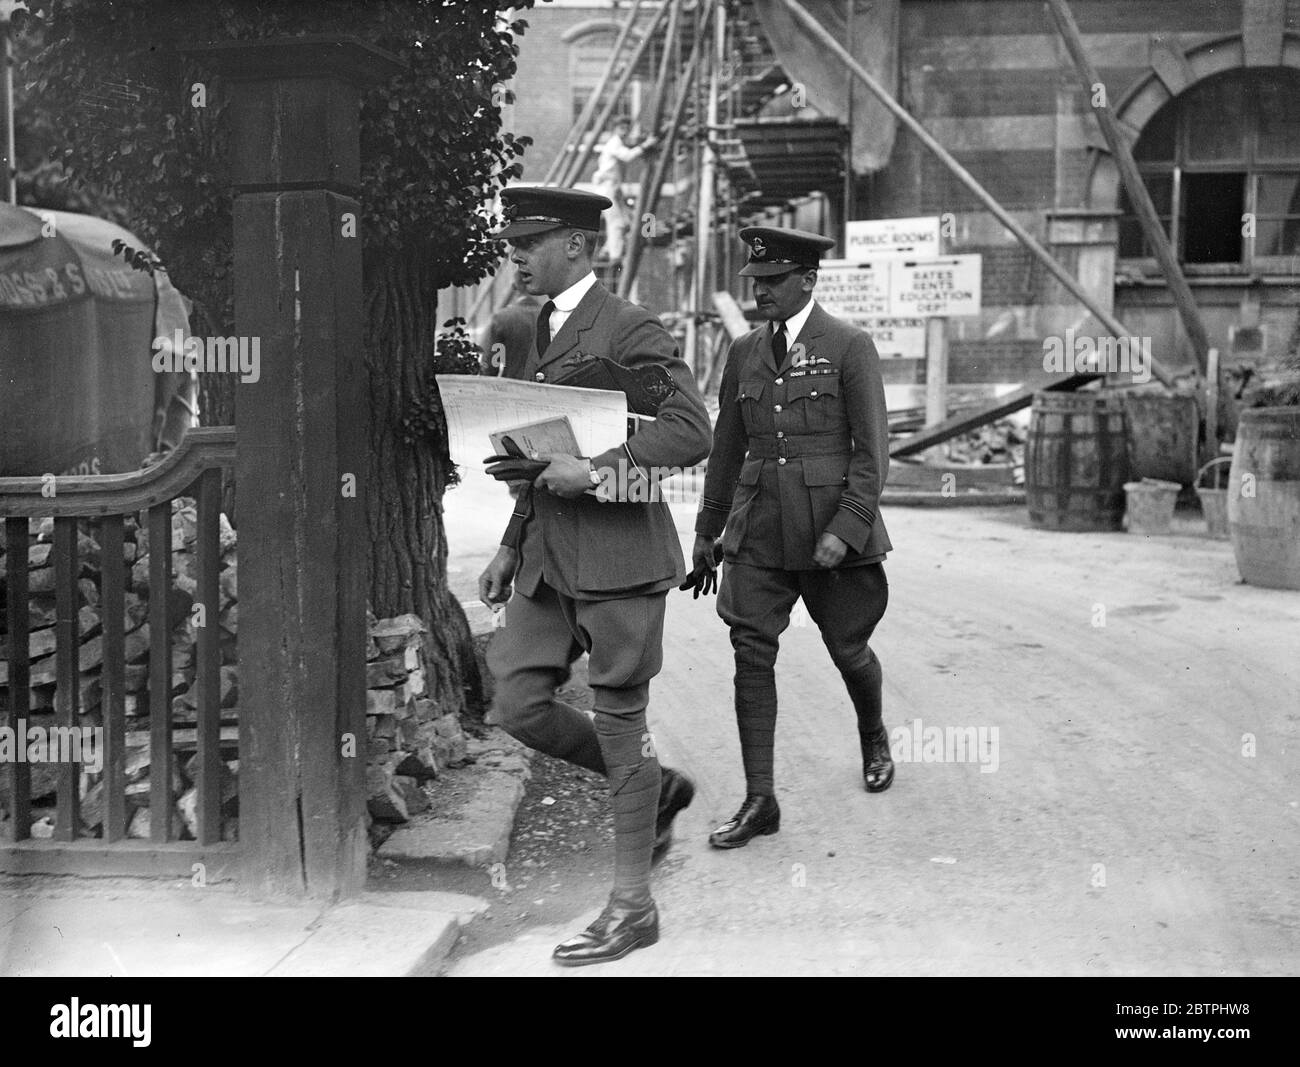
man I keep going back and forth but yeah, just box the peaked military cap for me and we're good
[497,186,613,240]
[738,226,836,277]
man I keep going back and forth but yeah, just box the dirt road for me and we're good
[444,486,1300,976]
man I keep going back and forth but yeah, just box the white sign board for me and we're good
[859,317,927,360]
[889,254,982,318]
[813,260,891,320]
[845,216,941,260]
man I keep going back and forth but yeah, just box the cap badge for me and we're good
[750,237,766,258]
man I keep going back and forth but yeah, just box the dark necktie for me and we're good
[772,320,787,365]
[536,300,556,356]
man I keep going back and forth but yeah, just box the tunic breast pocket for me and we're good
[785,372,842,432]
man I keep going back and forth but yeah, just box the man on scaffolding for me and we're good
[591,117,659,270]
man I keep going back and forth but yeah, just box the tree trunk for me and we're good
[365,249,482,716]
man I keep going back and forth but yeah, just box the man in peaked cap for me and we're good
[686,225,895,848]
[478,186,712,965]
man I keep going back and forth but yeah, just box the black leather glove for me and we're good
[484,436,549,482]
[678,541,724,598]
[483,455,548,481]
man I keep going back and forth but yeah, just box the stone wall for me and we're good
[363,612,471,832]
[0,501,239,839]
[1,506,473,845]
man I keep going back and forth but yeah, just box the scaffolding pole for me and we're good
[618,2,712,298]
[689,0,726,377]
[561,0,674,187]
[549,0,644,185]
[466,0,648,326]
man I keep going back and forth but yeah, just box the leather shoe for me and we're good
[653,767,695,862]
[861,724,895,793]
[552,896,659,967]
[708,793,780,849]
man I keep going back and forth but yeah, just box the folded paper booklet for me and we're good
[489,415,612,498]
[489,415,581,460]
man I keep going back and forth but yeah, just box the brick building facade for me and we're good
[487,0,1299,405]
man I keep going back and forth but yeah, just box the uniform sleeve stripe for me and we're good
[839,499,874,524]
[701,496,732,512]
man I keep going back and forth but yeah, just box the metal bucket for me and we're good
[1124,477,1181,535]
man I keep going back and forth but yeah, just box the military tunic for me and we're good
[696,300,892,566]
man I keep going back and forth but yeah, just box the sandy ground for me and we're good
[441,470,1300,976]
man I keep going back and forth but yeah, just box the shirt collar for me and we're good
[776,297,816,343]
[553,271,597,312]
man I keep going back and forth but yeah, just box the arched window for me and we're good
[568,27,660,126]
[1119,68,1300,270]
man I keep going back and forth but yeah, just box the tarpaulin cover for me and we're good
[0,204,193,477]
[752,0,900,175]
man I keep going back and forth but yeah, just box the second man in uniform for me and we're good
[691,226,896,848]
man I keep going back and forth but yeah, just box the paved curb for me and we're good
[268,891,488,977]
[377,728,532,869]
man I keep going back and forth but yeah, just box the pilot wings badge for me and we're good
[790,344,832,369]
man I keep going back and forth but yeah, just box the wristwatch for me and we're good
[585,459,602,488]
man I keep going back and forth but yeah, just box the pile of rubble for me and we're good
[942,417,1025,468]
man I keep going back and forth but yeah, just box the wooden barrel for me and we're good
[1227,407,1300,590]
[1025,392,1131,531]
